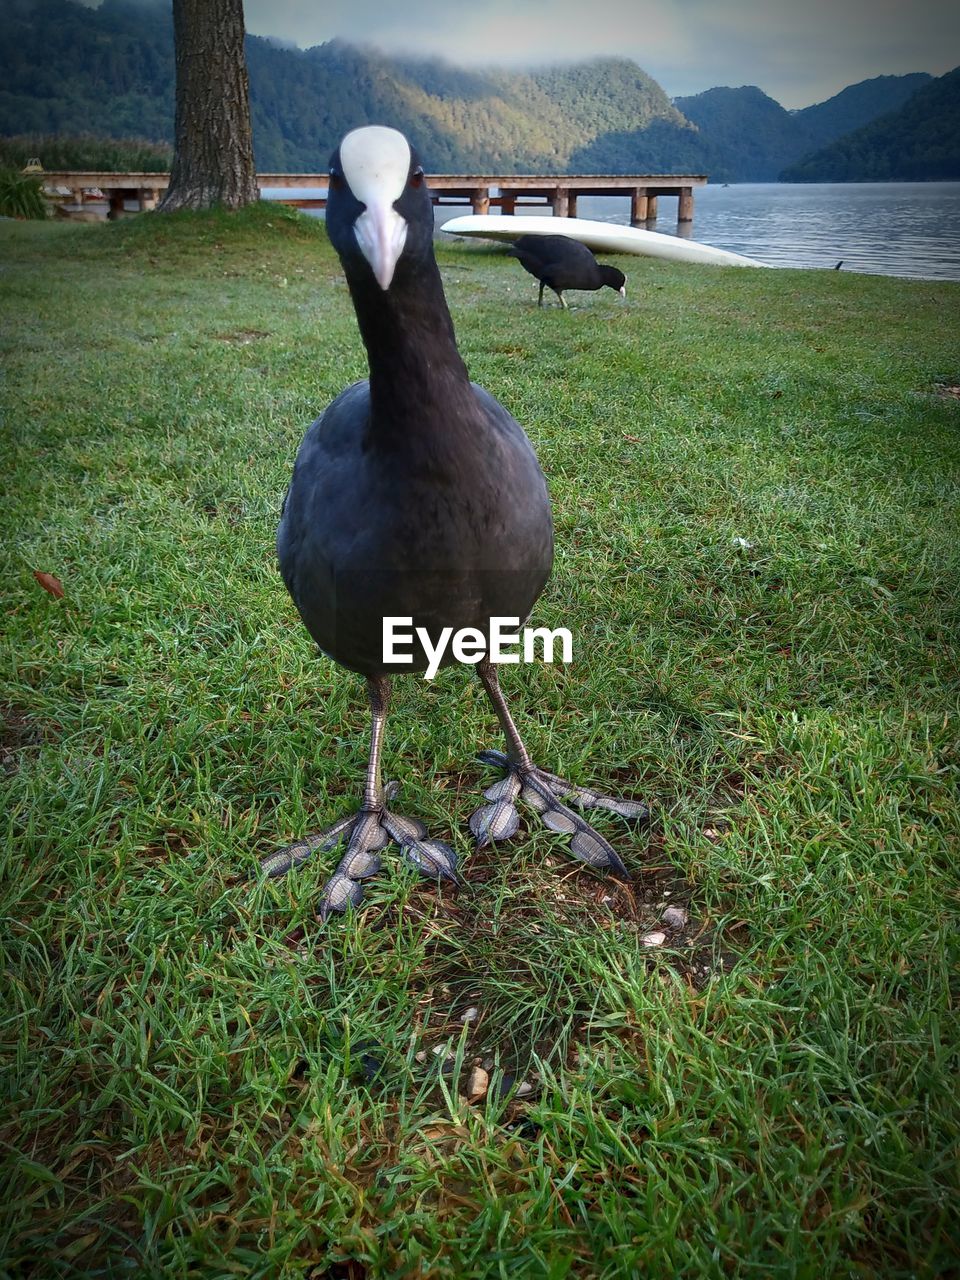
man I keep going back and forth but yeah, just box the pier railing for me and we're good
[39,171,707,225]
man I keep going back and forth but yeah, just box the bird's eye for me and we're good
[328,169,344,192]
[410,166,424,188]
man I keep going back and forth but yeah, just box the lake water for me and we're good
[267,181,960,282]
[571,183,960,281]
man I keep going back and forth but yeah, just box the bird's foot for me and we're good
[468,749,647,876]
[261,781,458,921]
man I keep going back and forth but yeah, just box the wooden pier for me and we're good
[39,170,707,226]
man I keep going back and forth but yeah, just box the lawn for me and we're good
[1,204,959,1278]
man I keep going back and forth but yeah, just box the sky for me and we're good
[240,0,960,109]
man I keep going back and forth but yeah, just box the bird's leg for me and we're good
[538,281,545,308]
[260,676,458,921]
[361,673,389,810]
[468,658,647,876]
[555,290,568,310]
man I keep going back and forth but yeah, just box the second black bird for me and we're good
[507,234,626,309]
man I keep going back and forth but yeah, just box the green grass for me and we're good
[1,203,959,1278]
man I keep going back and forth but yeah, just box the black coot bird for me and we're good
[507,234,627,309]
[262,126,646,920]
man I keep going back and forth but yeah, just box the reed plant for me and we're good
[0,132,172,173]
[0,167,46,219]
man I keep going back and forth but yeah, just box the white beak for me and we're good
[354,198,408,291]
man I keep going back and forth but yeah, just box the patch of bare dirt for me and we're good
[214,327,270,344]
[1,703,50,775]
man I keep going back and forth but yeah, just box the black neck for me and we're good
[347,254,472,436]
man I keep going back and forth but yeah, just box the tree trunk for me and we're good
[159,0,259,212]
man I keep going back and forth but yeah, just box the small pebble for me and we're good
[492,1073,536,1099]
[464,1065,489,1102]
[458,1006,480,1024]
[641,930,667,947]
[662,905,688,929]
[434,1045,457,1074]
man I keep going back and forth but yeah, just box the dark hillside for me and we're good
[782,67,960,180]
[794,73,932,151]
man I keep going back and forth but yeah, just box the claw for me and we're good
[470,769,522,846]
[318,870,365,920]
[539,804,578,835]
[338,845,383,880]
[589,795,649,821]
[469,797,521,846]
[535,770,648,823]
[484,775,522,802]
[525,773,626,871]
[569,825,628,876]
[264,781,458,922]
[260,812,358,878]
[471,755,641,877]
[381,809,459,883]
[381,811,428,844]
[400,835,459,882]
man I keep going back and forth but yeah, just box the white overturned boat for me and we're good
[440,213,770,268]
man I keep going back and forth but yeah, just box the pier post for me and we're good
[500,191,516,216]
[646,196,658,220]
[554,187,569,218]
[568,192,578,218]
[630,188,649,225]
[471,187,490,215]
[678,187,694,223]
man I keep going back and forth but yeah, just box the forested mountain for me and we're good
[793,73,932,152]
[0,0,175,141]
[0,0,947,182]
[245,40,708,173]
[781,67,960,181]
[673,86,805,181]
[673,74,933,181]
[0,1,707,172]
